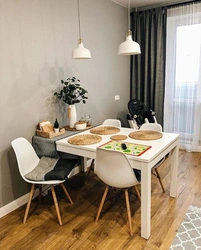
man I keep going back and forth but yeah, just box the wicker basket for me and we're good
[36,128,65,138]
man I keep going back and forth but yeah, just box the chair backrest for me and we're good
[140,123,162,132]
[128,99,156,127]
[95,148,139,188]
[102,119,121,127]
[11,137,40,181]
[128,99,146,117]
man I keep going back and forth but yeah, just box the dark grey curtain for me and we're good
[130,7,167,126]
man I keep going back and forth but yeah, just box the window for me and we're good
[164,3,201,151]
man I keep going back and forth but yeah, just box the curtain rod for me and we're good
[133,0,196,11]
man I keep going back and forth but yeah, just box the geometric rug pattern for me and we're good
[169,205,201,250]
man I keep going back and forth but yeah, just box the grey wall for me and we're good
[0,0,130,208]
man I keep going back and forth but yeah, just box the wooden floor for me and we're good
[1,150,201,250]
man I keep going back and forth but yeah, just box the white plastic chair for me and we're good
[85,119,121,184]
[11,137,74,225]
[140,123,162,132]
[94,148,141,236]
[102,119,121,127]
[140,123,165,192]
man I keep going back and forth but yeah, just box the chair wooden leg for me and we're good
[133,185,141,202]
[23,184,35,224]
[125,189,133,236]
[85,159,95,185]
[38,184,42,203]
[60,183,73,204]
[50,185,62,225]
[155,168,165,193]
[95,186,109,223]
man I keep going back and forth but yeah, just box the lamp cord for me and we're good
[128,0,130,31]
[77,0,82,40]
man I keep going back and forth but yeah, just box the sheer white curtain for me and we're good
[164,2,201,152]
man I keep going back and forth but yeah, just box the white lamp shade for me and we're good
[118,34,141,55]
[72,41,91,59]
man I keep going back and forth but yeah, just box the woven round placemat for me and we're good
[110,135,128,140]
[90,126,120,135]
[129,130,163,140]
[68,134,102,145]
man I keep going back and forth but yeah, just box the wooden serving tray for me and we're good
[64,125,92,131]
[36,128,65,138]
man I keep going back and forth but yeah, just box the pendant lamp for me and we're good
[72,0,91,59]
[118,0,141,55]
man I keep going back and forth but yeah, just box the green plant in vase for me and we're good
[54,77,88,128]
[54,77,88,105]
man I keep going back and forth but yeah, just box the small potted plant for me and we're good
[54,118,60,133]
[54,77,88,128]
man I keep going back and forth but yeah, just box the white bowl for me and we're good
[75,122,87,130]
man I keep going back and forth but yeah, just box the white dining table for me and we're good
[56,126,179,239]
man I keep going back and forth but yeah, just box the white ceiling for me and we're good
[111,0,194,9]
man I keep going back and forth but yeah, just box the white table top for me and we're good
[56,126,179,168]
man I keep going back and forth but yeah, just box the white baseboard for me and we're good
[0,161,92,218]
[0,192,37,218]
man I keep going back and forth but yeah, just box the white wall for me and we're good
[0,0,130,208]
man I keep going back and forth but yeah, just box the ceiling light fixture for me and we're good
[118,0,141,56]
[72,0,91,59]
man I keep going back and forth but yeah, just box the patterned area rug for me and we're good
[169,205,201,249]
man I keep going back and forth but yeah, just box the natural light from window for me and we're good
[176,24,201,84]
[165,3,201,151]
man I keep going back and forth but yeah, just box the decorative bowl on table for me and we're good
[75,121,87,130]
